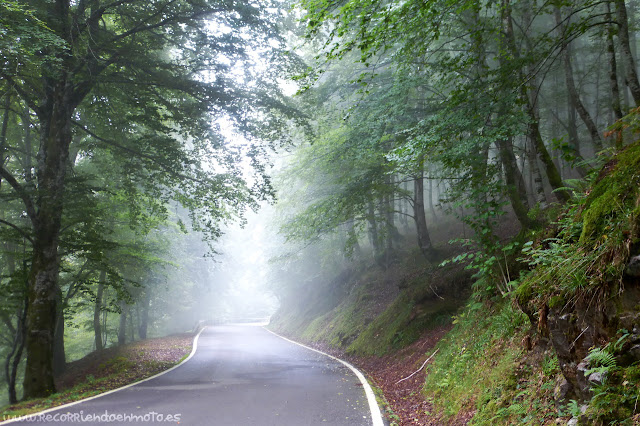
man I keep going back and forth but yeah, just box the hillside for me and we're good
[269,135,640,425]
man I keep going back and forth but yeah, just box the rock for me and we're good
[625,255,640,277]
[567,418,578,426]
[588,371,605,384]
[618,343,640,366]
[575,361,592,397]
[554,378,572,403]
[627,343,640,361]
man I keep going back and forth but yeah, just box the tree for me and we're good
[1,0,300,398]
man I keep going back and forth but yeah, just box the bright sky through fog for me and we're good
[197,7,301,320]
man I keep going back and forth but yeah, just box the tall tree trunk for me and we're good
[615,0,640,105]
[383,193,393,267]
[412,171,433,257]
[0,94,10,171]
[501,0,569,204]
[346,219,362,257]
[428,177,437,220]
[129,307,136,342]
[608,3,625,148]
[527,140,548,208]
[23,106,73,398]
[22,105,34,184]
[20,0,95,397]
[554,7,603,151]
[385,176,401,242]
[52,287,66,376]
[7,296,27,404]
[2,245,27,404]
[367,201,381,259]
[496,138,533,229]
[94,271,106,350]
[118,301,128,346]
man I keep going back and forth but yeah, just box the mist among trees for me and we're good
[2,0,640,422]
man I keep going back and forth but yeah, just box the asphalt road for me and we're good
[4,325,381,425]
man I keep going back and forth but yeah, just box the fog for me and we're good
[205,206,281,323]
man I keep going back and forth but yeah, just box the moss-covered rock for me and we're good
[579,141,640,245]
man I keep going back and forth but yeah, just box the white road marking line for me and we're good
[0,327,207,425]
[263,327,385,426]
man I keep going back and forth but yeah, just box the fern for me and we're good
[566,399,582,418]
[585,345,617,377]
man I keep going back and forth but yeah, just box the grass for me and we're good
[348,263,470,356]
[517,139,640,310]
[422,301,536,423]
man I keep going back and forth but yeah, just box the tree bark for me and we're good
[615,0,640,105]
[527,140,547,208]
[607,3,624,148]
[23,95,74,398]
[52,287,66,376]
[2,245,27,404]
[554,7,603,151]
[496,138,533,229]
[412,171,433,257]
[367,200,381,259]
[346,219,362,257]
[94,271,106,350]
[500,0,569,204]
[7,297,27,404]
[428,177,437,220]
[0,94,10,174]
[118,301,128,346]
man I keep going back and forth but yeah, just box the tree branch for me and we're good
[71,121,204,184]
[0,167,37,223]
[1,76,41,117]
[0,219,33,245]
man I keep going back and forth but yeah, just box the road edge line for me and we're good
[0,327,207,425]
[264,327,385,426]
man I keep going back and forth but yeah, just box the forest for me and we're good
[1,0,640,424]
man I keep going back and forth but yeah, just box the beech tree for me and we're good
[0,0,299,398]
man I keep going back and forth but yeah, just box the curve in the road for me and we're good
[1,325,384,426]
[264,327,384,426]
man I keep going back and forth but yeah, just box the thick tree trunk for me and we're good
[412,171,433,257]
[496,138,533,229]
[615,0,640,105]
[528,114,569,203]
[21,0,91,397]
[23,100,74,397]
[53,287,66,376]
[94,271,106,350]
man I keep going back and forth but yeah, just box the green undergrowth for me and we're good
[517,139,640,308]
[423,300,546,424]
[271,251,471,356]
[580,337,640,424]
[347,264,468,356]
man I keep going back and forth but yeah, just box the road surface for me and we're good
[3,325,381,425]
